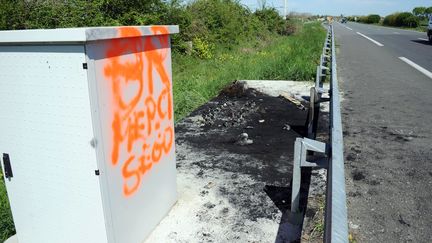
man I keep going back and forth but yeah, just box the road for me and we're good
[334,22,432,242]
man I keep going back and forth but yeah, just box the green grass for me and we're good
[0,22,326,242]
[1,171,15,242]
[173,22,326,120]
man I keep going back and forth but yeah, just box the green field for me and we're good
[0,22,325,242]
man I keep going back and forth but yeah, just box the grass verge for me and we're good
[173,22,326,120]
[0,22,326,242]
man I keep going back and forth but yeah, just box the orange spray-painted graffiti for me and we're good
[104,26,174,197]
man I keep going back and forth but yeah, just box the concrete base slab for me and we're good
[239,80,329,112]
[238,80,314,101]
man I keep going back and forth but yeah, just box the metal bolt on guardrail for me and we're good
[290,24,348,243]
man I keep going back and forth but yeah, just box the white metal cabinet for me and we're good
[0,25,179,243]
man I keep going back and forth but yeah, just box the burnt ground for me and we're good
[176,85,307,188]
[146,81,329,243]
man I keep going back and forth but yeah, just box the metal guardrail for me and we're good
[325,24,348,243]
[290,24,348,243]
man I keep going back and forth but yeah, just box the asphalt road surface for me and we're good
[334,22,432,242]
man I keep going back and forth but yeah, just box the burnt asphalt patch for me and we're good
[175,85,308,185]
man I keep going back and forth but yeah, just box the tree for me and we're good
[404,16,419,27]
[413,7,426,18]
[426,7,432,15]
[395,12,413,26]
[367,14,381,24]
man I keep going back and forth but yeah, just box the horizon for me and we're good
[240,0,432,16]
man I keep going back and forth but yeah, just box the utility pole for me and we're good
[283,0,287,20]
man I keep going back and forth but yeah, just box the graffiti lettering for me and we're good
[104,26,174,197]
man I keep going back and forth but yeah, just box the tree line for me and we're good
[0,0,293,57]
[347,6,432,28]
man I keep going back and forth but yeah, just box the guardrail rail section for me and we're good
[290,24,349,243]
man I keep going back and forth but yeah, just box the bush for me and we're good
[254,8,285,34]
[175,0,291,56]
[185,0,246,46]
[384,12,420,27]
[396,12,414,26]
[0,0,295,58]
[347,16,356,22]
[403,16,419,27]
[383,13,397,26]
[279,21,297,36]
[358,14,381,24]
[192,37,214,59]
[358,16,367,23]
[367,14,381,24]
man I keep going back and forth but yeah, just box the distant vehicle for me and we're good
[428,15,432,43]
[341,17,347,23]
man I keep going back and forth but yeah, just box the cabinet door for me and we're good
[0,45,107,243]
[86,28,177,243]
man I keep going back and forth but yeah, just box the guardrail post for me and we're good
[291,138,302,213]
[291,138,328,213]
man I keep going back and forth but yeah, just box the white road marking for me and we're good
[393,32,400,34]
[418,38,429,41]
[356,32,384,46]
[399,57,432,79]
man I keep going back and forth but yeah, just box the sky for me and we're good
[240,0,432,16]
